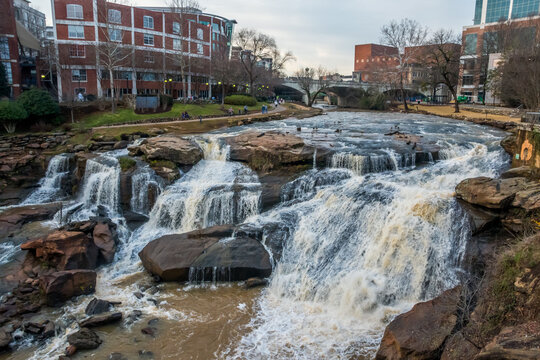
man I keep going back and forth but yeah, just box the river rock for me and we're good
[501,166,536,179]
[67,327,102,350]
[139,226,234,281]
[191,237,272,281]
[475,322,540,359]
[244,277,268,289]
[0,203,61,237]
[40,270,97,307]
[224,131,317,171]
[85,298,113,315]
[455,177,528,209]
[79,312,122,328]
[133,137,204,166]
[0,329,11,351]
[376,286,462,360]
[21,231,99,271]
[92,223,116,263]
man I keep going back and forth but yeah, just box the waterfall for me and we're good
[22,154,71,205]
[227,142,507,360]
[130,166,163,215]
[55,155,121,224]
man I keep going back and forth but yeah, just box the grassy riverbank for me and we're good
[78,102,270,129]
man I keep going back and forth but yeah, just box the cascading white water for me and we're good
[22,154,71,205]
[55,155,121,224]
[331,150,416,175]
[226,142,508,360]
[130,166,163,215]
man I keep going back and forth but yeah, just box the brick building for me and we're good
[0,0,43,97]
[51,0,236,100]
[458,0,540,103]
[353,44,398,82]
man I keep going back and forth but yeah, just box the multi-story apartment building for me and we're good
[458,0,540,103]
[0,0,43,97]
[353,44,398,83]
[51,0,236,100]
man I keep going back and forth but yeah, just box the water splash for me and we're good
[22,154,71,205]
[130,166,164,215]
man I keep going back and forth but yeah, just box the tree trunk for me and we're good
[249,78,254,97]
[400,74,408,112]
[109,69,116,113]
[450,86,460,113]
[221,84,225,105]
[181,67,187,104]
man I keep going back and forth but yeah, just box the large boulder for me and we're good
[92,223,116,264]
[0,203,61,237]
[139,226,234,281]
[130,137,203,166]
[40,270,97,307]
[224,131,317,171]
[376,286,462,360]
[21,231,99,271]
[191,237,272,281]
[79,312,122,328]
[455,177,528,210]
[67,327,102,350]
[475,322,540,360]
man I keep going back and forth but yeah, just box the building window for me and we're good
[197,28,203,40]
[473,0,483,24]
[464,33,478,55]
[108,9,121,24]
[512,0,540,19]
[197,43,203,55]
[143,34,154,46]
[144,54,154,63]
[199,20,209,26]
[68,25,85,39]
[72,69,87,82]
[462,75,474,86]
[482,32,499,53]
[173,39,181,50]
[172,22,180,34]
[69,45,85,57]
[212,23,219,33]
[485,0,511,23]
[2,62,12,84]
[143,16,154,29]
[138,72,156,81]
[66,4,83,19]
[0,37,9,60]
[108,29,122,42]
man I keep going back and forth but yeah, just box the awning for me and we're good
[16,21,41,50]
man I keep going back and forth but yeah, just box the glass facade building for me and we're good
[512,0,540,18]
[475,0,540,24]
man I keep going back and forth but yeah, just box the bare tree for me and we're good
[96,1,133,112]
[381,18,429,111]
[235,29,292,96]
[423,29,462,112]
[168,0,200,102]
[211,45,243,104]
[294,66,331,107]
[492,20,540,109]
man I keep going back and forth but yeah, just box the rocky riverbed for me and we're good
[0,111,537,359]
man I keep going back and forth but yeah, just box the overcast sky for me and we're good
[31,0,475,74]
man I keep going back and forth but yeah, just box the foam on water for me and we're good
[22,154,71,205]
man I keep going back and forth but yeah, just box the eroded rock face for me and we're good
[376,286,462,360]
[130,136,203,166]
[138,226,234,281]
[0,203,61,237]
[40,270,97,307]
[455,177,528,210]
[21,231,99,271]
[475,322,540,360]
[191,237,272,281]
[224,131,317,171]
[92,223,116,264]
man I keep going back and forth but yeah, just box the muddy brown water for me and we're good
[0,284,261,360]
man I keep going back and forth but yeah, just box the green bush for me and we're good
[118,156,137,172]
[224,95,257,106]
[359,93,388,111]
[17,88,59,118]
[0,100,28,133]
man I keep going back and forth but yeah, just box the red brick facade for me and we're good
[353,44,398,82]
[52,0,234,100]
[0,0,22,96]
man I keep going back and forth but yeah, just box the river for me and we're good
[0,112,509,359]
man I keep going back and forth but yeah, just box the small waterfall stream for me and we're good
[22,154,71,205]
